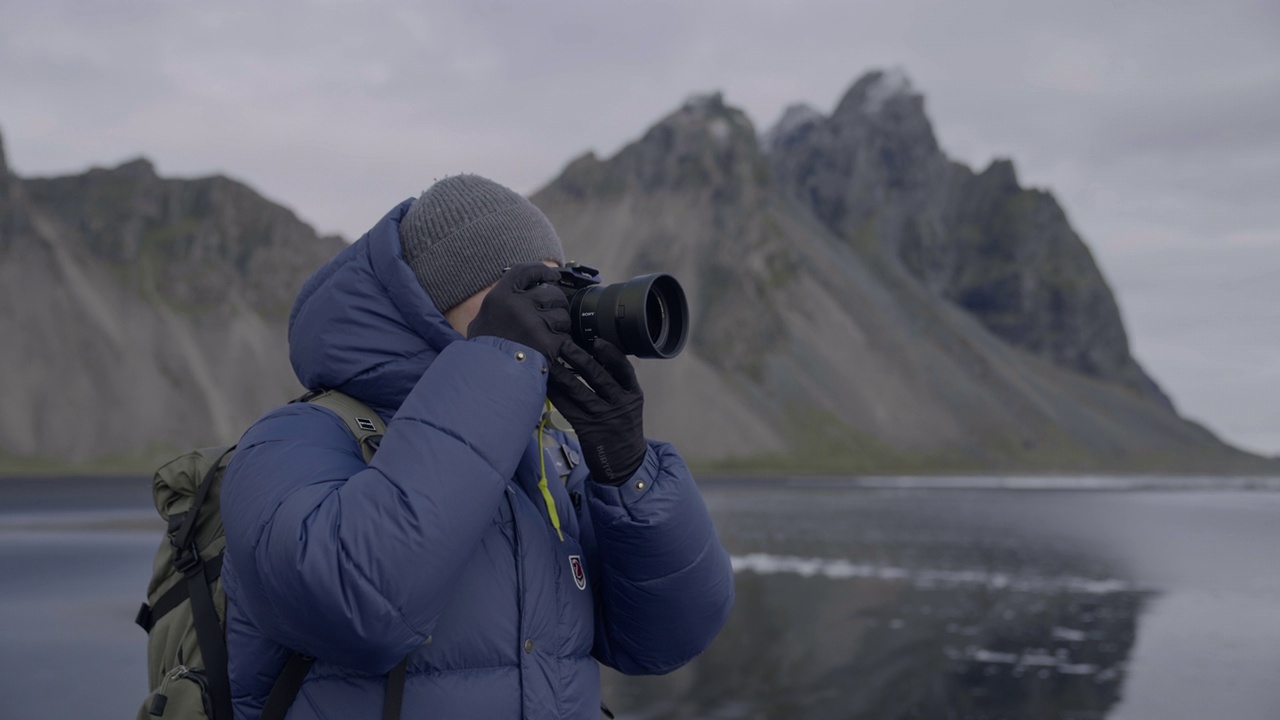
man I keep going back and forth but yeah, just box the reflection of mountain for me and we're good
[603,567,1145,719]
[601,488,1147,719]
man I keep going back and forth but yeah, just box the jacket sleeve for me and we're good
[580,440,735,675]
[221,338,546,673]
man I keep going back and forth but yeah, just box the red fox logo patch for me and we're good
[568,555,586,590]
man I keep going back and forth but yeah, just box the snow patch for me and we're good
[863,67,914,114]
[708,118,731,145]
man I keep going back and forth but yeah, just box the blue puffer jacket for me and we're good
[220,199,734,720]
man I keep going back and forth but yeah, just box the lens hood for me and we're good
[567,273,689,359]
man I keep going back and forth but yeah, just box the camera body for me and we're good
[554,262,688,359]
[555,262,602,293]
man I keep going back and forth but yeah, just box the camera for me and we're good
[554,262,689,359]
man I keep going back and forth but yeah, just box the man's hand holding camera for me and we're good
[548,340,646,485]
[468,261,647,486]
[467,263,572,361]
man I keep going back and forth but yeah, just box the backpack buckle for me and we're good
[172,543,202,574]
[167,512,202,574]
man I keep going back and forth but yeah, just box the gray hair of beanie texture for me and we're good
[398,174,566,313]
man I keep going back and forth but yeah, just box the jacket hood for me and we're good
[288,199,464,419]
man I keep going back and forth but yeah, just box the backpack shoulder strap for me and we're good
[261,653,316,720]
[297,389,385,463]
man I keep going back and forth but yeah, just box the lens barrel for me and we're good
[567,273,689,359]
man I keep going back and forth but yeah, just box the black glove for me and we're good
[547,339,647,485]
[467,263,571,361]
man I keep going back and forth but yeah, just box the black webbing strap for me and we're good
[135,554,225,632]
[260,652,315,720]
[298,390,386,464]
[186,563,233,720]
[258,654,406,720]
[241,395,395,718]
[170,447,234,556]
[170,447,235,720]
[383,657,409,720]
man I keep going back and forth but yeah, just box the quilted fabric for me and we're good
[220,200,734,719]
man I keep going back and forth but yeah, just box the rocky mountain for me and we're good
[0,70,1271,474]
[532,71,1267,473]
[0,128,343,470]
[766,70,1169,409]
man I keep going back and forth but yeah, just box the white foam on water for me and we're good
[949,645,1106,676]
[1052,626,1088,642]
[786,475,1280,491]
[972,649,1019,664]
[1019,651,1060,667]
[730,553,1139,595]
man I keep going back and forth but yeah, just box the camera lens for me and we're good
[568,273,688,359]
[646,290,668,349]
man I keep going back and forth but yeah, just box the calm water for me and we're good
[2,476,1279,719]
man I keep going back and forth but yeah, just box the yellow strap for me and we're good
[537,401,564,542]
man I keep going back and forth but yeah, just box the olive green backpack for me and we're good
[135,390,387,720]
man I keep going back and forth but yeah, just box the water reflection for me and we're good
[4,479,1276,719]
[602,487,1150,720]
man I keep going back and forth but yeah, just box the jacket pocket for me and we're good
[136,665,213,720]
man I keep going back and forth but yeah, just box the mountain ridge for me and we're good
[532,71,1268,473]
[2,73,1274,474]
[765,70,1169,409]
[0,139,343,467]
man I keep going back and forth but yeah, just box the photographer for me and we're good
[220,174,735,719]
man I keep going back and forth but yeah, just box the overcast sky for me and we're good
[2,0,1277,457]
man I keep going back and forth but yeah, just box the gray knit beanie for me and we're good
[399,174,566,313]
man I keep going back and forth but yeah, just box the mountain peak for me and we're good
[833,68,923,120]
[681,91,727,116]
[861,68,916,114]
[979,158,1020,191]
[110,156,158,179]
[541,91,763,199]
[767,70,945,245]
[665,91,757,150]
